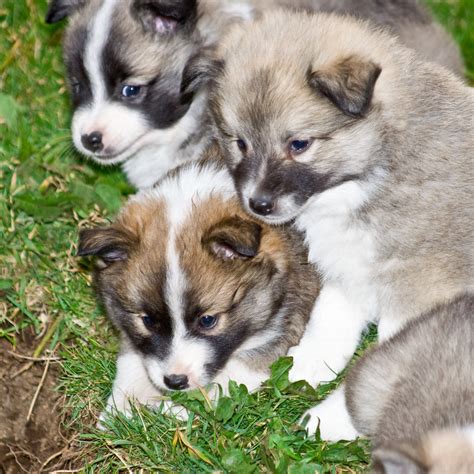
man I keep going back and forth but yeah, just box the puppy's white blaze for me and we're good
[140,161,236,217]
[84,0,118,103]
[145,337,213,390]
[168,337,213,387]
[139,162,235,388]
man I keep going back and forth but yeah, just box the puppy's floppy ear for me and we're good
[203,216,262,262]
[372,445,428,474]
[132,0,198,35]
[78,227,135,266]
[45,0,85,23]
[180,50,225,100]
[308,55,381,118]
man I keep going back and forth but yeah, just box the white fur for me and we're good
[237,326,280,354]
[100,349,188,426]
[139,160,236,209]
[72,102,149,159]
[303,386,359,440]
[222,1,255,21]
[213,358,268,394]
[288,284,371,384]
[120,92,209,188]
[288,181,378,385]
[104,349,162,417]
[461,425,474,445]
[84,0,118,104]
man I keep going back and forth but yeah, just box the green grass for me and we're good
[1,0,472,472]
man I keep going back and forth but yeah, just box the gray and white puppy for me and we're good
[45,0,463,188]
[210,11,473,438]
[346,293,474,474]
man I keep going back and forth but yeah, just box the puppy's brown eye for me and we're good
[236,139,247,153]
[289,139,312,155]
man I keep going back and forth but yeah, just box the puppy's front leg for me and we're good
[212,358,268,397]
[288,284,369,386]
[303,386,359,440]
[101,349,163,422]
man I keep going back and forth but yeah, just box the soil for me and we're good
[0,333,76,473]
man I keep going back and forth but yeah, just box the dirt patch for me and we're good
[0,333,77,473]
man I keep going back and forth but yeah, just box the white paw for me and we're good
[302,389,359,441]
[288,345,338,386]
[161,399,189,421]
[97,393,188,429]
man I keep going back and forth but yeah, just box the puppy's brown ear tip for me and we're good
[76,228,96,257]
[309,56,382,118]
[203,216,262,262]
[76,227,131,263]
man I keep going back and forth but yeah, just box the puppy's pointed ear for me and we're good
[180,51,225,100]
[372,445,428,474]
[309,55,381,118]
[132,0,198,35]
[45,0,85,23]
[78,227,135,267]
[203,216,262,262]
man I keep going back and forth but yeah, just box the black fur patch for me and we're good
[99,267,174,360]
[45,0,85,23]
[64,26,92,109]
[233,154,360,207]
[132,0,198,34]
[101,34,192,129]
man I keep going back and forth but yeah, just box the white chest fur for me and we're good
[122,92,208,189]
[295,181,377,288]
[288,180,380,388]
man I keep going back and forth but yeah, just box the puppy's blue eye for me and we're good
[289,139,312,154]
[72,82,81,95]
[121,85,142,98]
[142,315,155,328]
[236,139,247,153]
[199,314,218,330]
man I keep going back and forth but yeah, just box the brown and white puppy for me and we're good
[45,0,463,188]
[346,293,474,473]
[209,11,473,437]
[78,144,320,418]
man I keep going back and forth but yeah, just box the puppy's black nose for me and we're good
[81,131,103,152]
[249,197,274,216]
[164,374,189,390]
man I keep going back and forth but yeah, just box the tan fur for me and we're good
[212,11,473,330]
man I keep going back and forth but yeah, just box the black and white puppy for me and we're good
[46,0,258,188]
